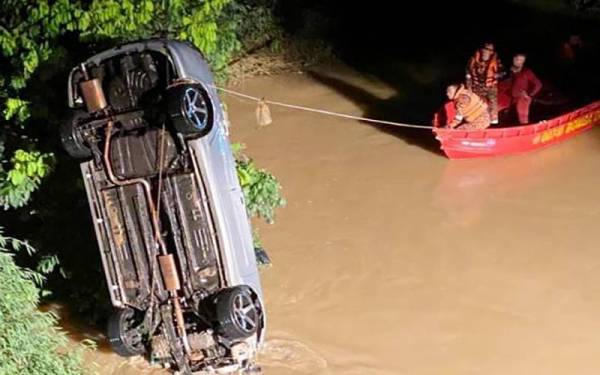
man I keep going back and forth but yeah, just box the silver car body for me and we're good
[68,40,265,345]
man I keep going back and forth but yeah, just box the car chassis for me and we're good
[61,40,265,374]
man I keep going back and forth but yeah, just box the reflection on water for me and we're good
[433,144,574,228]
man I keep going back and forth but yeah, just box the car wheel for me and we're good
[167,83,213,137]
[215,286,260,340]
[60,110,92,159]
[107,308,146,357]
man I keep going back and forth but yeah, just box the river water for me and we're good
[70,67,600,374]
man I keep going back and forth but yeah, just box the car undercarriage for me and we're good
[61,40,264,374]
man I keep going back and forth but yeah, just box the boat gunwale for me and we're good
[433,100,600,141]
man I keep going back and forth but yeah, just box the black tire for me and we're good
[107,308,146,357]
[167,83,213,137]
[60,110,92,159]
[215,286,260,340]
[254,247,271,267]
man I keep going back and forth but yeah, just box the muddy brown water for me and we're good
[65,67,600,374]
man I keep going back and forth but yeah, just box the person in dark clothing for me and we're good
[506,53,543,124]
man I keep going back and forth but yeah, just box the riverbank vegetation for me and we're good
[0,227,92,374]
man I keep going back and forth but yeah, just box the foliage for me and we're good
[0,0,283,213]
[0,0,234,86]
[76,0,239,74]
[233,143,285,224]
[227,0,284,53]
[0,149,54,210]
[568,0,600,14]
[0,226,87,374]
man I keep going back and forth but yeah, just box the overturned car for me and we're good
[61,40,265,373]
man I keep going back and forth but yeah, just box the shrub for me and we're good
[233,143,285,225]
[0,227,87,374]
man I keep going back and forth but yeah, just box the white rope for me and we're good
[208,84,434,130]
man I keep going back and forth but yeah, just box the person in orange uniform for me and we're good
[507,53,543,124]
[466,42,503,125]
[445,84,490,130]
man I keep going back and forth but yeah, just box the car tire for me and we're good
[215,286,260,340]
[167,83,213,137]
[60,110,92,159]
[107,308,146,357]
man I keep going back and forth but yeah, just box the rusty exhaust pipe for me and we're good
[80,65,192,355]
[159,254,188,347]
[103,121,192,355]
[102,121,167,253]
[79,64,108,113]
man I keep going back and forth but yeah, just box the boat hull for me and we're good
[433,101,600,159]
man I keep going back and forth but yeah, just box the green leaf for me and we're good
[8,170,25,185]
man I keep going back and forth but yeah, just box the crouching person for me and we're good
[446,84,491,130]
